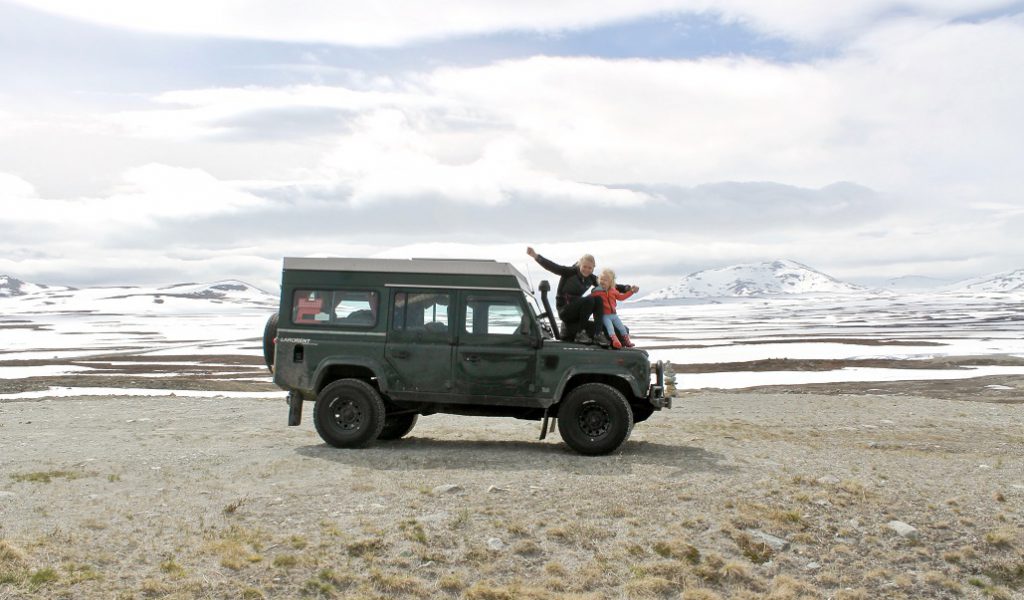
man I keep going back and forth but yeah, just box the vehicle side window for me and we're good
[293,290,329,324]
[392,291,450,333]
[333,291,379,326]
[464,295,525,336]
[292,289,378,327]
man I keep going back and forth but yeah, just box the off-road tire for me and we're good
[632,405,655,424]
[557,383,634,455]
[262,312,278,372]
[313,379,386,448]
[378,413,418,441]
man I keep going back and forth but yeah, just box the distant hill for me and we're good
[0,275,45,297]
[880,275,957,291]
[640,260,866,301]
[954,269,1024,293]
[114,281,274,303]
[0,277,275,310]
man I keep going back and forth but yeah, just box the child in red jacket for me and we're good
[591,268,639,349]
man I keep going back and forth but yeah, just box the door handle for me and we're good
[392,350,410,359]
[464,355,480,363]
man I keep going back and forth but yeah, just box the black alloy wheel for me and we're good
[313,379,385,448]
[557,383,633,455]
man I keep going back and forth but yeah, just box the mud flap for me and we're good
[287,391,303,426]
[539,407,557,440]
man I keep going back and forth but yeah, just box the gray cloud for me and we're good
[207,106,357,141]
[52,177,894,295]
[93,179,883,249]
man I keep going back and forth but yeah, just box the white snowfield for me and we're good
[1,274,1023,396]
[0,279,275,360]
[1,387,285,400]
[621,287,1024,389]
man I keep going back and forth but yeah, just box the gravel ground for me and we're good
[1,383,1023,599]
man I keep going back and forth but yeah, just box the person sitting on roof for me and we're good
[592,268,639,349]
[525,247,634,345]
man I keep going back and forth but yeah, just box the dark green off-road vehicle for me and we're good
[264,257,670,455]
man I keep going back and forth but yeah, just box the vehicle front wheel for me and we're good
[313,379,386,448]
[378,412,418,441]
[557,383,634,455]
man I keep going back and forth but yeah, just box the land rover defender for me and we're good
[264,257,669,455]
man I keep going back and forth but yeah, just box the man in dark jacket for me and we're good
[527,247,631,345]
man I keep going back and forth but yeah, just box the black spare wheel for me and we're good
[262,312,279,372]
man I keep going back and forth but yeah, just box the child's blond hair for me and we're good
[600,268,617,286]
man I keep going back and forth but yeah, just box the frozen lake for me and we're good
[621,291,1024,389]
[2,287,1023,395]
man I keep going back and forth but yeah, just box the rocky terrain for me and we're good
[1,378,1022,599]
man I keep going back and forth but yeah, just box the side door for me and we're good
[454,291,537,399]
[385,289,454,396]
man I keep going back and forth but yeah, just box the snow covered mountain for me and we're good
[0,277,276,310]
[954,269,1024,293]
[0,275,46,297]
[641,260,866,301]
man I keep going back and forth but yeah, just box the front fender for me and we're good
[553,365,646,403]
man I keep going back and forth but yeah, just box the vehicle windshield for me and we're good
[524,291,556,340]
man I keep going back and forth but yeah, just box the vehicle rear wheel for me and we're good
[313,379,386,448]
[557,383,633,455]
[378,412,418,440]
[262,312,278,372]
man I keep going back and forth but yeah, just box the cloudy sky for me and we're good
[1,1,1022,293]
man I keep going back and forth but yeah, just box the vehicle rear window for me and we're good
[292,290,378,327]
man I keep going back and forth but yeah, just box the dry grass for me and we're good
[202,526,266,571]
[368,569,428,597]
[923,570,962,593]
[624,576,679,598]
[984,529,1016,549]
[766,574,820,599]
[346,536,386,557]
[0,540,28,565]
[10,470,89,484]
[545,523,614,548]
[681,589,724,600]
[652,538,701,564]
[730,531,774,565]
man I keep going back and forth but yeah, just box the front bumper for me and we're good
[648,360,671,409]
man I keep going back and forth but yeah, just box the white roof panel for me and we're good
[283,257,531,290]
